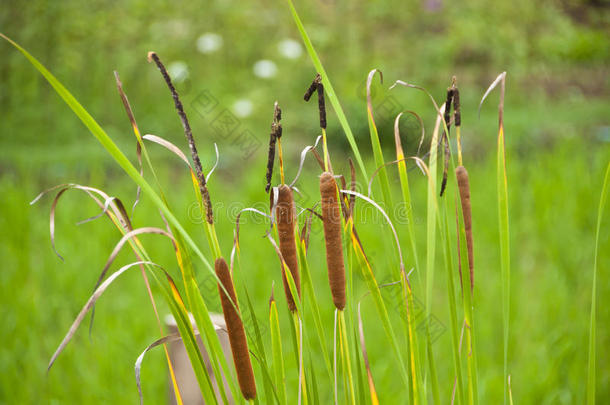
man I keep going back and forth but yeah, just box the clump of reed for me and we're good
[13,5,585,402]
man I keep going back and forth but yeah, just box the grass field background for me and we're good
[1,0,609,403]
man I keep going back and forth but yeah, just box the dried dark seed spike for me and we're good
[317,82,326,129]
[453,87,461,127]
[444,87,454,131]
[440,86,454,197]
[265,130,277,193]
[275,123,282,139]
[303,73,321,101]
[148,52,213,223]
[440,134,450,197]
[265,102,283,193]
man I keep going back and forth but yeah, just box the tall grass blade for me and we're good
[143,134,192,168]
[357,303,379,405]
[135,333,183,405]
[165,276,219,404]
[456,197,478,404]
[587,162,610,404]
[441,196,465,405]
[297,236,333,379]
[308,358,320,405]
[48,261,161,371]
[347,227,410,389]
[424,104,446,403]
[479,72,509,403]
[366,69,392,205]
[393,112,424,277]
[284,1,368,181]
[135,330,221,405]
[243,286,274,404]
[269,288,287,405]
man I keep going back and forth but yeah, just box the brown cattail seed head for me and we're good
[456,166,474,290]
[215,258,256,400]
[317,82,327,129]
[276,185,301,312]
[320,172,346,310]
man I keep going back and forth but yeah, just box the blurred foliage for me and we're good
[0,0,608,158]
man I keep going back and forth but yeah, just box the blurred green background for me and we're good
[1,0,608,403]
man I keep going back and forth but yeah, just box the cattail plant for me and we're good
[305,71,356,401]
[265,102,301,312]
[262,98,311,402]
[304,72,347,311]
[215,257,257,401]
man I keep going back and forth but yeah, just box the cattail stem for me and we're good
[322,128,329,172]
[338,310,356,405]
[215,257,256,400]
[320,172,346,310]
[456,166,474,290]
[456,126,463,167]
[276,185,300,312]
[278,137,285,185]
[292,312,308,404]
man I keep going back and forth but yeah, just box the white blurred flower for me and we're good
[278,39,303,59]
[253,60,278,79]
[233,99,254,118]
[167,61,189,83]
[197,33,223,54]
